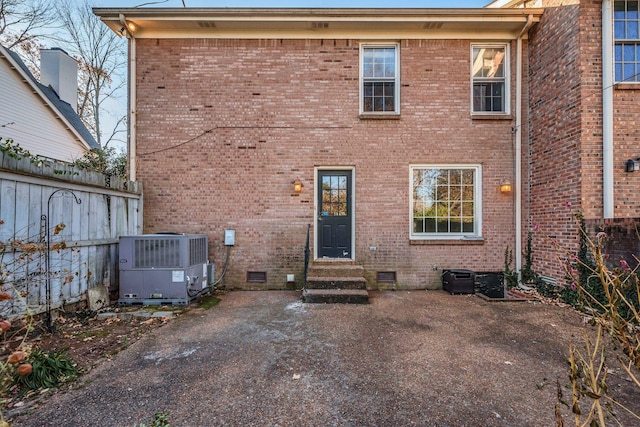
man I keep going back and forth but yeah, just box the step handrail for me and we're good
[303,223,310,291]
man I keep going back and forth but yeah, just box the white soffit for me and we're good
[93,8,543,40]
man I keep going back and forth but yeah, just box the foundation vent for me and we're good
[310,22,329,30]
[197,21,216,28]
[539,275,558,286]
[247,271,267,283]
[376,271,397,283]
[422,22,444,30]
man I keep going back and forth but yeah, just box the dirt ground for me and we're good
[4,290,640,426]
[1,295,215,410]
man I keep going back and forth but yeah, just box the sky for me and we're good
[95,1,490,8]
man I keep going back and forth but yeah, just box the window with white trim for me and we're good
[360,44,399,114]
[410,165,482,239]
[615,0,640,82]
[471,45,508,114]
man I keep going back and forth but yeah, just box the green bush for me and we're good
[136,412,170,427]
[503,246,518,289]
[534,280,559,299]
[520,232,539,284]
[12,349,79,393]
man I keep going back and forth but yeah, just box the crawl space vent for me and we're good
[377,271,397,283]
[247,271,267,283]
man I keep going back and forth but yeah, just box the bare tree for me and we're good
[2,36,46,80]
[0,0,56,49]
[55,0,127,148]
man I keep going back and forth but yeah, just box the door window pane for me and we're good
[321,174,348,217]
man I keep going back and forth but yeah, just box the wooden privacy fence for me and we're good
[0,152,142,319]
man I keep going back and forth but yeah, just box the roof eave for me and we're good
[92,7,541,16]
[93,7,544,40]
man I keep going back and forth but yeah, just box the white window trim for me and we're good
[409,164,483,240]
[613,0,640,83]
[359,42,400,115]
[470,43,510,115]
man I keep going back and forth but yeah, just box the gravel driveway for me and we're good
[10,290,638,426]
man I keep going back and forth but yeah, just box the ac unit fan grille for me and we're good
[134,238,181,268]
[189,237,208,265]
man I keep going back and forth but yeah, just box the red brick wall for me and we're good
[614,85,640,217]
[614,84,640,216]
[580,0,605,222]
[135,38,519,289]
[528,2,583,283]
[528,0,640,284]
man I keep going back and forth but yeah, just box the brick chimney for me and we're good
[40,48,78,112]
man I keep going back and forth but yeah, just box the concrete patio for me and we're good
[10,290,638,426]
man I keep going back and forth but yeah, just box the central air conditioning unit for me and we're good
[118,234,209,305]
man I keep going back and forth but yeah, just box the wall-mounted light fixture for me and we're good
[117,14,136,37]
[626,158,640,173]
[500,180,512,193]
[117,22,136,37]
[293,179,304,193]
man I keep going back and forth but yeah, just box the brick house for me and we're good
[487,0,640,284]
[95,3,640,293]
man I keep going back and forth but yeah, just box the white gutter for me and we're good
[515,15,534,275]
[602,0,614,219]
[485,0,526,8]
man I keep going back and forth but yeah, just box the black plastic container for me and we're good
[442,269,475,294]
[475,272,505,298]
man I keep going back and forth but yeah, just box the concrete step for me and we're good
[306,276,367,290]
[308,263,365,279]
[302,288,369,304]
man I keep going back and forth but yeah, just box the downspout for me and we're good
[120,14,137,182]
[602,0,614,219]
[515,15,534,275]
[129,38,137,181]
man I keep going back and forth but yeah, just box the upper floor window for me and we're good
[360,44,399,114]
[615,0,640,82]
[471,45,509,114]
[410,165,482,240]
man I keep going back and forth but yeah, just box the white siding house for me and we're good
[0,46,98,162]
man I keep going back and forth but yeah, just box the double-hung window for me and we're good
[615,0,640,82]
[410,165,482,239]
[471,45,509,114]
[360,44,400,114]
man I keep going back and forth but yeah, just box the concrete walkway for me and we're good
[10,290,634,426]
